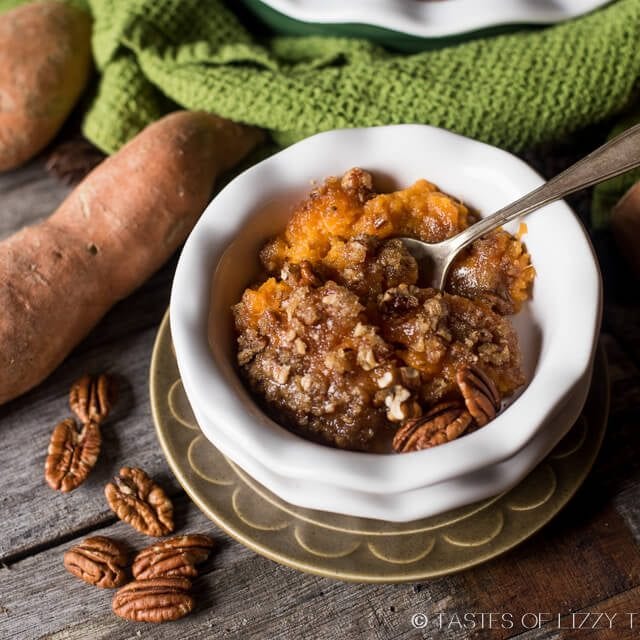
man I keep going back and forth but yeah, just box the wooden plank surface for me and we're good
[0,135,639,640]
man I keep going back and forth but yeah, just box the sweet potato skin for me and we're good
[0,111,262,404]
[0,1,92,171]
[611,181,640,279]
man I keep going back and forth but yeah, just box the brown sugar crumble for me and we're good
[233,168,535,453]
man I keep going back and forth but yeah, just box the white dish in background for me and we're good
[255,0,612,38]
[170,125,601,521]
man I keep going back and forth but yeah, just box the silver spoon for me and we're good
[399,122,640,290]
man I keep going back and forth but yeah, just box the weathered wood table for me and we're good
[1,130,639,640]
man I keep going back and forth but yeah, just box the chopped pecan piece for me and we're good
[456,364,501,427]
[383,385,421,422]
[105,467,174,537]
[392,402,472,453]
[112,577,194,623]
[63,536,128,588]
[69,373,116,425]
[132,534,215,580]
[340,167,373,202]
[45,418,101,492]
[282,260,322,287]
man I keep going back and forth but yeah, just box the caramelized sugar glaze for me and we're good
[233,169,535,452]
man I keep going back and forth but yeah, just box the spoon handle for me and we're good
[445,121,640,255]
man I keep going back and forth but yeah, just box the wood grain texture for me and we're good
[459,501,640,639]
[0,160,71,239]
[1,133,639,639]
[0,156,179,562]
[509,587,640,640]
[0,495,464,640]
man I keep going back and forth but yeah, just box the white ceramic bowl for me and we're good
[185,364,593,521]
[253,0,612,38]
[170,125,601,519]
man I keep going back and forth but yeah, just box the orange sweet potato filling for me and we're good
[262,175,471,267]
[260,170,534,314]
[234,168,535,452]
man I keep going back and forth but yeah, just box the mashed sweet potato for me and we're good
[234,168,534,452]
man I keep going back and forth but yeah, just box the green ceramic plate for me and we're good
[150,312,609,582]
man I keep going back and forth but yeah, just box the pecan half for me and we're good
[132,534,215,580]
[456,364,501,427]
[105,467,174,537]
[69,374,116,425]
[112,577,194,623]
[63,536,128,588]
[392,402,473,453]
[45,418,101,492]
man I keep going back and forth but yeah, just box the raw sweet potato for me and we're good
[611,180,640,279]
[0,111,263,404]
[0,1,92,171]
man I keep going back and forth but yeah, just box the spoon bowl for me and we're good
[399,122,640,289]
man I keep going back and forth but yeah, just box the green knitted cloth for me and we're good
[2,0,640,225]
[83,0,640,151]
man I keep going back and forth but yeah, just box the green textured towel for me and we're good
[2,0,639,226]
[83,0,640,152]
[85,0,640,227]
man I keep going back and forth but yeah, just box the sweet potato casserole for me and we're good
[233,169,535,453]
